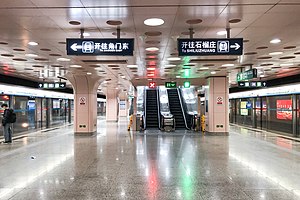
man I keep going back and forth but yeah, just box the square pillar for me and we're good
[106,88,119,122]
[206,77,229,135]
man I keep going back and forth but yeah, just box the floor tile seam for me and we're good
[0,130,74,160]
[229,131,300,157]
[230,124,300,142]
[7,187,27,200]
[0,123,74,143]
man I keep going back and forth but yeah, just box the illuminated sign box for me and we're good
[237,69,257,82]
[165,82,177,88]
[66,38,134,56]
[177,38,243,56]
[238,81,267,88]
[38,82,66,89]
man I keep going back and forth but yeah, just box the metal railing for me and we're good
[176,88,189,129]
[156,88,161,129]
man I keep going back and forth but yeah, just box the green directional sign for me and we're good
[183,81,191,88]
[165,82,177,88]
[237,69,257,82]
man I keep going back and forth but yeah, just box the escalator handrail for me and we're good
[144,88,147,129]
[176,88,189,129]
[156,88,161,129]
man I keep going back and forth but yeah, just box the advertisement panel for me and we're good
[276,99,292,120]
[240,101,248,116]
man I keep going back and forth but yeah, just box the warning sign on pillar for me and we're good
[216,97,223,105]
[79,97,86,105]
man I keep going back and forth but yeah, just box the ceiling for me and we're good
[1,0,300,93]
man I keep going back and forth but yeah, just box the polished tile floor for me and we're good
[0,117,300,200]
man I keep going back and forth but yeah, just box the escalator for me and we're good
[167,89,187,129]
[145,89,159,129]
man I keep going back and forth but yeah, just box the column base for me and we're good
[74,132,96,136]
[205,131,229,136]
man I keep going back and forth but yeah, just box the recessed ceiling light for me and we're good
[217,31,227,36]
[28,41,38,46]
[25,54,38,57]
[87,72,92,75]
[69,20,81,25]
[199,67,209,70]
[106,20,122,26]
[260,75,265,77]
[270,38,281,44]
[82,32,90,37]
[147,67,156,71]
[222,64,234,67]
[144,18,164,26]
[70,65,82,68]
[167,57,181,61]
[57,58,70,62]
[269,52,283,56]
[280,63,294,67]
[165,64,176,67]
[145,47,159,51]
[127,64,138,68]
[211,71,216,74]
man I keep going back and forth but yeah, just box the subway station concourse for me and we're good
[1,1,300,200]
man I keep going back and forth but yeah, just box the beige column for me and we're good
[106,88,119,122]
[205,77,229,135]
[66,74,102,135]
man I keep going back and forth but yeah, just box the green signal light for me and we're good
[184,81,190,88]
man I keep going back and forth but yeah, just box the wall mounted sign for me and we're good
[238,81,267,88]
[165,82,177,88]
[66,38,134,56]
[237,69,258,82]
[38,82,66,89]
[177,38,243,56]
[79,97,86,105]
[216,96,223,105]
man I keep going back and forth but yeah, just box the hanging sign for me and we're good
[238,81,267,88]
[66,38,134,56]
[38,82,66,89]
[177,38,243,56]
[237,69,257,82]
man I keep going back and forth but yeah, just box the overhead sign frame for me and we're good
[177,38,243,56]
[66,38,134,56]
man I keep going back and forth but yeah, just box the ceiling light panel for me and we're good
[144,18,164,26]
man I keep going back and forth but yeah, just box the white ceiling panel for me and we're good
[0,0,36,7]
[0,1,300,86]
[30,0,83,7]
